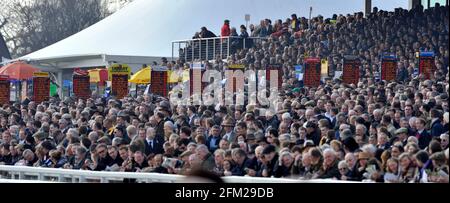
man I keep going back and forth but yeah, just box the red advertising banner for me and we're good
[343,57,360,84]
[266,64,283,89]
[381,55,397,81]
[33,73,50,104]
[150,66,168,97]
[73,74,91,100]
[419,52,436,80]
[303,58,321,87]
[111,74,128,99]
[0,75,10,105]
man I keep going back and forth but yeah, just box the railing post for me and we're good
[79,176,86,183]
[184,42,187,62]
[206,39,208,60]
[191,41,194,62]
[38,173,43,181]
[243,38,246,49]
[220,38,223,59]
[18,172,24,180]
[199,39,202,61]
[58,174,64,182]
[213,39,216,60]
[227,37,230,59]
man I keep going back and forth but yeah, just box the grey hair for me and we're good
[196,144,209,153]
[356,124,367,133]
[67,128,79,137]
[361,144,377,156]
[338,160,348,169]
[22,149,34,157]
[323,148,336,157]
[341,129,353,140]
[282,113,292,120]
[164,121,175,130]
[280,151,293,159]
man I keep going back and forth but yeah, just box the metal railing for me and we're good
[0,165,351,183]
[172,36,266,62]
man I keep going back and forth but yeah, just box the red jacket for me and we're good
[221,24,230,37]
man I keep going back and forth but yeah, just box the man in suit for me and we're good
[430,109,445,137]
[187,106,198,127]
[154,111,166,142]
[415,118,432,149]
[207,125,221,153]
[221,118,236,143]
[144,127,164,156]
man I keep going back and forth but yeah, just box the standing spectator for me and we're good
[415,118,432,149]
[221,118,236,143]
[396,62,409,82]
[221,20,231,38]
[305,122,321,146]
[200,27,217,38]
[144,127,164,156]
[430,109,445,137]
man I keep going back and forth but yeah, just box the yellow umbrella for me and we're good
[129,67,151,84]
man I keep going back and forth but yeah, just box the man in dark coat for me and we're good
[231,148,253,176]
[154,111,166,143]
[144,127,164,156]
[317,149,340,179]
[305,122,321,146]
[430,109,445,137]
[92,144,114,171]
[200,27,217,38]
[259,145,279,177]
[415,118,432,149]
[206,125,221,153]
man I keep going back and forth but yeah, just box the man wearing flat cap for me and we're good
[32,132,49,145]
[221,117,236,143]
[395,127,409,146]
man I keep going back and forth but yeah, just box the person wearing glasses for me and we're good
[337,160,351,181]
[90,143,113,171]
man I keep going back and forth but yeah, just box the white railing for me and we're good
[0,165,351,183]
[172,36,266,62]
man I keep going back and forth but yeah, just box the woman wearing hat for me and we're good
[352,151,370,181]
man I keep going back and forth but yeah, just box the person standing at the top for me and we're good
[221,20,231,38]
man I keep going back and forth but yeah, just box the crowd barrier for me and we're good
[0,165,351,183]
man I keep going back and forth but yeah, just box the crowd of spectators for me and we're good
[0,4,449,183]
